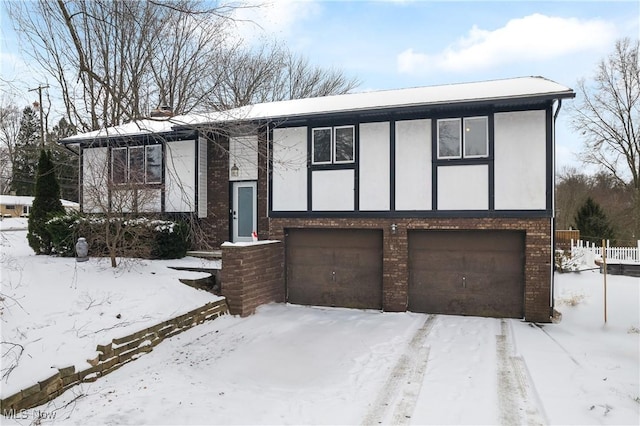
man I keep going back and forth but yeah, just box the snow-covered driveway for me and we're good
[21,304,556,425]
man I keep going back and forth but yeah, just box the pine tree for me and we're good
[12,106,40,195]
[573,197,616,245]
[47,117,79,202]
[28,149,65,254]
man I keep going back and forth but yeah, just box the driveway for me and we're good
[23,304,543,425]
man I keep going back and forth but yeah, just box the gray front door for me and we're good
[232,181,257,243]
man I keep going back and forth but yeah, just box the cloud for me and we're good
[397,14,618,74]
[230,0,321,43]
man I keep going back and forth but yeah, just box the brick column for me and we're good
[221,241,285,316]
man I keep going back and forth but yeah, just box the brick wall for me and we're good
[199,134,230,248]
[221,241,285,316]
[269,217,553,322]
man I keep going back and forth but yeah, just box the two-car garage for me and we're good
[284,228,526,318]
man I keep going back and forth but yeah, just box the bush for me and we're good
[44,214,190,260]
[150,220,189,259]
[47,213,81,256]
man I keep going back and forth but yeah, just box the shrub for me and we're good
[27,150,65,254]
[44,214,189,260]
[47,213,81,256]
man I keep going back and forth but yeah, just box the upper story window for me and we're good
[312,125,355,165]
[437,117,488,159]
[112,145,162,185]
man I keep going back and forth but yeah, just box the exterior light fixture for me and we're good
[231,162,239,178]
[391,223,397,234]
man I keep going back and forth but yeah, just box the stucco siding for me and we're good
[395,119,431,210]
[359,122,390,211]
[272,127,308,211]
[494,110,547,210]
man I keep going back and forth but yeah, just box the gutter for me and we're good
[550,98,563,319]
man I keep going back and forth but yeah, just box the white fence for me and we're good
[571,239,640,264]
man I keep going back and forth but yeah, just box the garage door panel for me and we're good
[409,230,525,318]
[286,229,382,310]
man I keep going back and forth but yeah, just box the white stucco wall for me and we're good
[165,140,196,212]
[494,110,547,210]
[229,135,258,181]
[437,165,488,210]
[359,121,390,211]
[81,147,109,213]
[312,169,354,211]
[272,127,308,211]
[395,119,432,210]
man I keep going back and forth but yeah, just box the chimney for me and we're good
[150,105,174,118]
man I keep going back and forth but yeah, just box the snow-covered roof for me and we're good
[63,76,574,143]
[0,195,79,209]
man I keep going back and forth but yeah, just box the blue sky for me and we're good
[1,0,639,172]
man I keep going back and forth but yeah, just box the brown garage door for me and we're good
[286,229,382,310]
[409,230,525,318]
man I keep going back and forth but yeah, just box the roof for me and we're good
[62,76,575,143]
[0,195,79,209]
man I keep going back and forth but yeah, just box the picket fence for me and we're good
[571,239,640,263]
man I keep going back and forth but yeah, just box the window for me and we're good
[437,117,488,159]
[312,125,355,165]
[111,145,162,184]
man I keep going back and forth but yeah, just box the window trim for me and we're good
[333,125,355,164]
[111,145,163,185]
[145,145,163,184]
[111,147,128,185]
[312,127,333,165]
[437,116,489,160]
[437,118,462,159]
[463,116,489,159]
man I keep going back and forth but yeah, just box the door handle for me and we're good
[332,270,336,282]
[462,276,466,288]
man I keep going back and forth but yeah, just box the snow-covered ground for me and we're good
[0,219,222,399]
[1,218,638,425]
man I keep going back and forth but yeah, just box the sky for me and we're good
[1,0,639,172]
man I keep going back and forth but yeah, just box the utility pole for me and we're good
[29,84,49,148]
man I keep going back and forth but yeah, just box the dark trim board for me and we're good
[269,210,553,219]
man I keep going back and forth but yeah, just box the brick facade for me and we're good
[268,217,553,323]
[221,241,285,316]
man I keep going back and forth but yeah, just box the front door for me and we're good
[232,181,257,243]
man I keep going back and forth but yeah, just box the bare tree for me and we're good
[81,142,164,267]
[571,37,640,238]
[7,0,236,131]
[0,101,21,193]
[211,42,360,109]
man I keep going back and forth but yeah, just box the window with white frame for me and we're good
[437,117,488,159]
[111,145,162,184]
[312,125,355,165]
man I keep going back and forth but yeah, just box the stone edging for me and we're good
[0,298,229,413]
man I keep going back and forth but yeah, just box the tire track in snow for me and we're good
[496,319,545,426]
[361,315,436,425]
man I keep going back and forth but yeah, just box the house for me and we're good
[61,76,575,322]
[0,195,79,218]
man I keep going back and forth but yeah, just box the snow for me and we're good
[1,218,638,425]
[0,219,222,399]
[62,76,574,143]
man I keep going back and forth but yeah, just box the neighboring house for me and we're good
[0,195,79,218]
[61,76,575,322]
